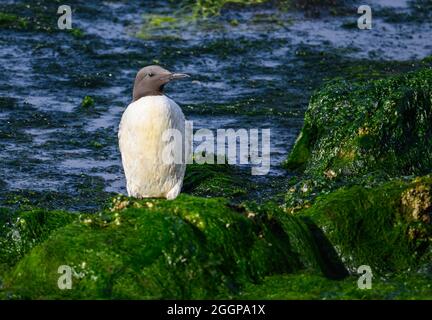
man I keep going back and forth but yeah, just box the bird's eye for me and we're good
[148,72,154,77]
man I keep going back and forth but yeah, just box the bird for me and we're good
[118,65,190,200]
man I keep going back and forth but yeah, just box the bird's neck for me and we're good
[133,86,164,102]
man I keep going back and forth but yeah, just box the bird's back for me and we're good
[119,95,186,199]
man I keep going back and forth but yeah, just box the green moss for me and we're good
[137,13,183,40]
[2,195,327,299]
[0,13,28,29]
[189,0,266,17]
[69,28,85,39]
[183,163,252,199]
[299,176,432,274]
[286,68,432,180]
[80,96,95,109]
[0,2,58,33]
[238,272,432,299]
[148,15,178,27]
[284,126,315,171]
[0,208,76,278]
[181,0,345,17]
[1,181,114,214]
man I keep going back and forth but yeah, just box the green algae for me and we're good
[1,195,326,299]
[285,68,432,181]
[1,0,431,301]
[0,2,58,33]
[0,13,28,29]
[284,62,432,211]
[0,1,87,36]
[180,0,346,17]
[186,0,266,17]
[1,181,115,214]
[183,163,253,199]
[148,15,178,27]
[3,63,431,299]
[298,176,432,274]
[80,96,95,109]
[135,0,349,42]
[69,28,85,39]
[0,208,76,285]
[284,129,314,172]
[137,13,183,40]
[237,272,432,299]
[280,67,432,297]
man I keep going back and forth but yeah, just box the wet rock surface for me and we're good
[1,196,326,299]
[285,68,432,179]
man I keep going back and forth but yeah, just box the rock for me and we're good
[237,272,432,299]
[285,68,432,180]
[2,195,327,299]
[284,68,432,276]
[300,176,432,274]
[0,208,75,283]
[183,163,252,199]
[401,181,432,224]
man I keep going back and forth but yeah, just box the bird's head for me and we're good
[132,65,189,101]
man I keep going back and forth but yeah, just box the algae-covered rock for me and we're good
[0,208,76,267]
[2,195,327,299]
[237,272,432,299]
[0,13,28,29]
[285,68,432,180]
[0,208,76,287]
[183,163,253,199]
[300,176,432,274]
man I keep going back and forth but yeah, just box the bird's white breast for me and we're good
[118,95,186,199]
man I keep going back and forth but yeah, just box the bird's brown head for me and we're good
[132,65,189,101]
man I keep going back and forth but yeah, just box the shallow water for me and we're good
[0,0,431,211]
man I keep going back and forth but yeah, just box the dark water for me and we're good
[0,0,431,211]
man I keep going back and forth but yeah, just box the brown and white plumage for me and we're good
[118,66,189,200]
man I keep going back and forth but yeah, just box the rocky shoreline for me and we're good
[1,66,431,299]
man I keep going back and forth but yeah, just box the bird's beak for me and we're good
[170,73,190,80]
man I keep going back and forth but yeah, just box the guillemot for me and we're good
[118,65,189,200]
